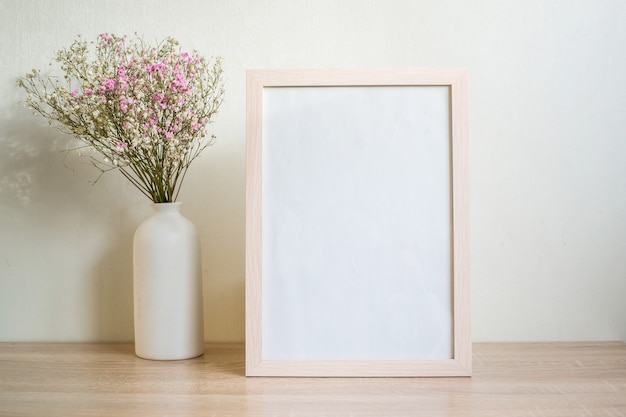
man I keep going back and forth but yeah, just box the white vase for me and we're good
[133,202,204,360]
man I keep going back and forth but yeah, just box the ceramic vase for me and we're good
[133,202,204,360]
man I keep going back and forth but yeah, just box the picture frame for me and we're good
[245,69,470,377]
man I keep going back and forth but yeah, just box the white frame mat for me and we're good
[246,69,470,377]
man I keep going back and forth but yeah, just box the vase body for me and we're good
[133,202,204,360]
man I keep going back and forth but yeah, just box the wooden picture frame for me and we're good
[245,69,470,377]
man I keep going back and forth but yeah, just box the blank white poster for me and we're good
[261,86,452,360]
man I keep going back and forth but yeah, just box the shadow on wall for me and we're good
[0,98,139,342]
[0,110,62,208]
[90,204,138,342]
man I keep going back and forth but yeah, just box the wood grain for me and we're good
[245,69,264,376]
[0,342,625,416]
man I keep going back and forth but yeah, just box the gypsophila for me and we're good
[16,33,225,203]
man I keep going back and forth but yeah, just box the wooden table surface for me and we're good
[1,342,625,416]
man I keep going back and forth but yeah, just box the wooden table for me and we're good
[1,342,625,416]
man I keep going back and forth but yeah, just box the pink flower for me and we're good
[120,99,129,113]
[99,33,113,44]
[117,67,128,86]
[104,79,116,91]
[85,89,93,96]
[165,131,173,139]
[192,122,200,131]
[71,89,79,97]
[115,141,128,153]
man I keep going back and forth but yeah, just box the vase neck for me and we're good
[151,202,183,215]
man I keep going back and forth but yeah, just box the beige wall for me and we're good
[0,0,625,343]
